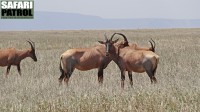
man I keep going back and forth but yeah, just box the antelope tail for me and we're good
[153,56,159,74]
[59,56,64,73]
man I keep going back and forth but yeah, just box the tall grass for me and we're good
[0,29,200,112]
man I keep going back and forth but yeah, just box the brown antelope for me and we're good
[0,40,37,77]
[101,33,156,87]
[58,34,121,86]
[98,34,159,89]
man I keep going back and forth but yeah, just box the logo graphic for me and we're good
[1,0,34,19]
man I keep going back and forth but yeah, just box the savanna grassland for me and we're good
[0,29,200,112]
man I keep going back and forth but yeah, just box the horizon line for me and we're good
[34,11,200,20]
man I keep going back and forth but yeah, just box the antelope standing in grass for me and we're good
[98,33,159,89]
[59,34,121,86]
[100,33,156,87]
[0,40,37,77]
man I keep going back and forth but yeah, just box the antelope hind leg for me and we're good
[17,64,21,76]
[58,73,65,86]
[64,68,74,86]
[6,65,11,78]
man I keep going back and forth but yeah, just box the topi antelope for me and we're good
[100,33,156,87]
[0,40,37,77]
[98,34,159,89]
[59,34,121,86]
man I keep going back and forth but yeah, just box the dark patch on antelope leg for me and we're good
[152,61,158,83]
[17,64,21,76]
[145,70,154,84]
[143,59,155,84]
[152,76,157,83]
[64,73,71,86]
[58,73,65,86]
[128,71,133,87]
[121,70,125,89]
[64,75,69,86]
[98,68,104,85]
[6,65,11,78]
[64,68,74,86]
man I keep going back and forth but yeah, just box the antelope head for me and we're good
[98,33,119,56]
[27,40,37,62]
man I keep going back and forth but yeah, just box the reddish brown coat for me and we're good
[0,40,37,77]
[59,44,112,85]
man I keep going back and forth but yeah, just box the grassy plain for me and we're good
[0,29,200,112]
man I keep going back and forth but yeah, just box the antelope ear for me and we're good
[98,41,105,44]
[113,38,119,43]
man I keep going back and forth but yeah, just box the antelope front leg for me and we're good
[121,70,125,89]
[17,64,21,76]
[6,65,11,78]
[98,68,104,85]
[128,71,133,87]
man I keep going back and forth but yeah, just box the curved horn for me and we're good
[150,38,155,51]
[149,41,155,52]
[115,33,128,42]
[28,39,35,48]
[114,33,129,46]
[110,33,117,41]
[27,40,35,50]
[32,41,35,48]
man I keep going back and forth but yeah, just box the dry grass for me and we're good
[0,29,200,112]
